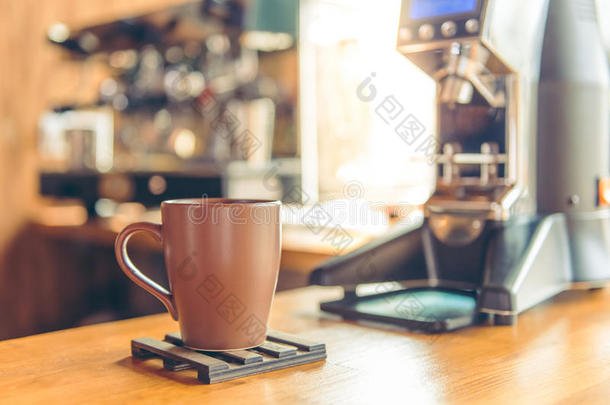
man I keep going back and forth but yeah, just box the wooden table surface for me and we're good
[2,286,610,404]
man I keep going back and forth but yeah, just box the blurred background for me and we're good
[1,0,609,340]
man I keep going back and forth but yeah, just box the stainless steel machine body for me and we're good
[311,0,610,327]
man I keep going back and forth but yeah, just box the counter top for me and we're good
[32,221,374,274]
[2,286,610,404]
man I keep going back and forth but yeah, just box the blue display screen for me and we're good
[410,0,478,20]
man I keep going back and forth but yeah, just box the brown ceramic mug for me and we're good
[114,198,281,350]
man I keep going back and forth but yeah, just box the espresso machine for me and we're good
[310,0,610,331]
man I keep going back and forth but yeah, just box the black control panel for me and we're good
[398,0,485,45]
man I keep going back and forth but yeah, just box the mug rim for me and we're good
[162,198,281,207]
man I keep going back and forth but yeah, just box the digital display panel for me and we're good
[410,0,478,20]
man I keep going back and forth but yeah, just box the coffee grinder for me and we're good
[310,0,610,331]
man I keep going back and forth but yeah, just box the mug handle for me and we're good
[114,222,178,320]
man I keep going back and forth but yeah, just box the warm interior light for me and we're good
[241,31,294,52]
[36,200,88,226]
[600,178,610,206]
[108,202,147,232]
[172,128,196,159]
[95,198,118,218]
[47,22,70,43]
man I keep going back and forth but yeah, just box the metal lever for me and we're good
[480,142,500,185]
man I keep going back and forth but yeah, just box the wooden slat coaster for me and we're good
[165,332,264,365]
[163,358,192,372]
[132,338,229,374]
[131,331,326,384]
[267,330,325,352]
[256,341,297,358]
